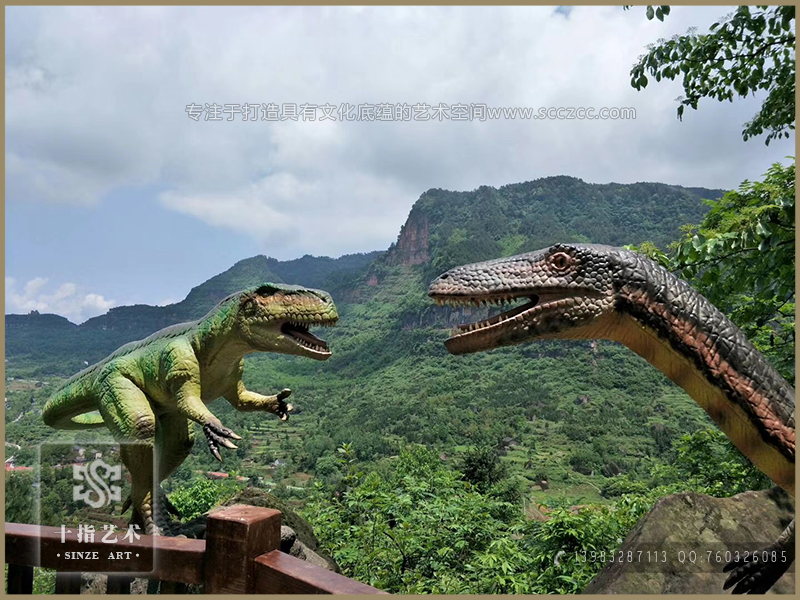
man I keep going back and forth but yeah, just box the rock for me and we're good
[280,525,297,552]
[385,207,429,266]
[281,525,337,570]
[584,487,795,594]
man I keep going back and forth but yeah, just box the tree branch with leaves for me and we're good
[626,5,795,144]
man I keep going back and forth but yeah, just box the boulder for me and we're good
[584,487,795,594]
[280,525,335,570]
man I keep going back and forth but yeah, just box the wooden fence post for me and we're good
[203,505,281,593]
[54,572,82,594]
[7,564,34,594]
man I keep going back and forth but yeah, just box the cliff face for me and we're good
[385,206,430,267]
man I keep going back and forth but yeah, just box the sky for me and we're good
[5,5,794,323]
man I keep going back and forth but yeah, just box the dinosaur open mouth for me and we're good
[431,293,540,336]
[281,320,332,354]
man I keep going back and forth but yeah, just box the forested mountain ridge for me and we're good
[5,251,382,374]
[6,176,722,377]
[381,177,723,278]
[7,175,725,469]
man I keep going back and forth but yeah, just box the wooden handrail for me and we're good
[255,550,389,594]
[4,505,387,594]
[5,522,206,584]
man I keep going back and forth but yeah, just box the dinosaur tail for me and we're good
[42,378,105,430]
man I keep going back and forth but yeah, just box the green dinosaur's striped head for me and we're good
[233,283,338,360]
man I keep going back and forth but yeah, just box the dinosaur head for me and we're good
[235,283,338,360]
[428,243,623,354]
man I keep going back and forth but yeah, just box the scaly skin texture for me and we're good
[43,283,338,535]
[429,243,795,593]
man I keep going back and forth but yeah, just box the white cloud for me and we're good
[5,277,115,323]
[6,5,794,259]
[160,167,412,256]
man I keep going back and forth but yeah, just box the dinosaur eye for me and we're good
[550,252,572,271]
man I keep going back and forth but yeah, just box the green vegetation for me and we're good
[4,173,791,593]
[629,5,795,144]
[629,161,795,385]
[6,4,795,592]
[301,430,768,594]
[169,477,244,521]
[673,161,795,383]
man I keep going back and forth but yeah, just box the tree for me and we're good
[459,445,508,492]
[5,472,35,524]
[168,477,243,521]
[671,161,795,383]
[628,5,795,144]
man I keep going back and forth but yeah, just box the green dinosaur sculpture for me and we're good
[43,283,338,535]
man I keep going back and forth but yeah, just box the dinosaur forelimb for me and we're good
[722,518,795,594]
[229,384,294,420]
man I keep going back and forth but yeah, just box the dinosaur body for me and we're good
[43,283,338,534]
[429,243,794,593]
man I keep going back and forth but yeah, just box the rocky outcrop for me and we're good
[385,207,429,266]
[280,525,335,570]
[584,487,795,594]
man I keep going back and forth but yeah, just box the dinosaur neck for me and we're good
[191,298,251,368]
[609,280,795,496]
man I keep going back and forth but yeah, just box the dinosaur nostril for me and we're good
[441,274,449,280]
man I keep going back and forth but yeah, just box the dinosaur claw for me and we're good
[210,445,222,461]
[203,422,241,458]
[278,388,292,400]
[722,542,792,594]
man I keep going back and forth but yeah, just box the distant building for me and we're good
[5,457,33,473]
[205,471,247,482]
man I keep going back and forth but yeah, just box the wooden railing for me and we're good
[5,505,386,594]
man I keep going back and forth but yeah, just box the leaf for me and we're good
[646,5,655,20]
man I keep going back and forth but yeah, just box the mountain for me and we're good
[6,176,723,376]
[6,175,725,478]
[5,251,382,374]
[383,177,723,276]
[7,175,777,596]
